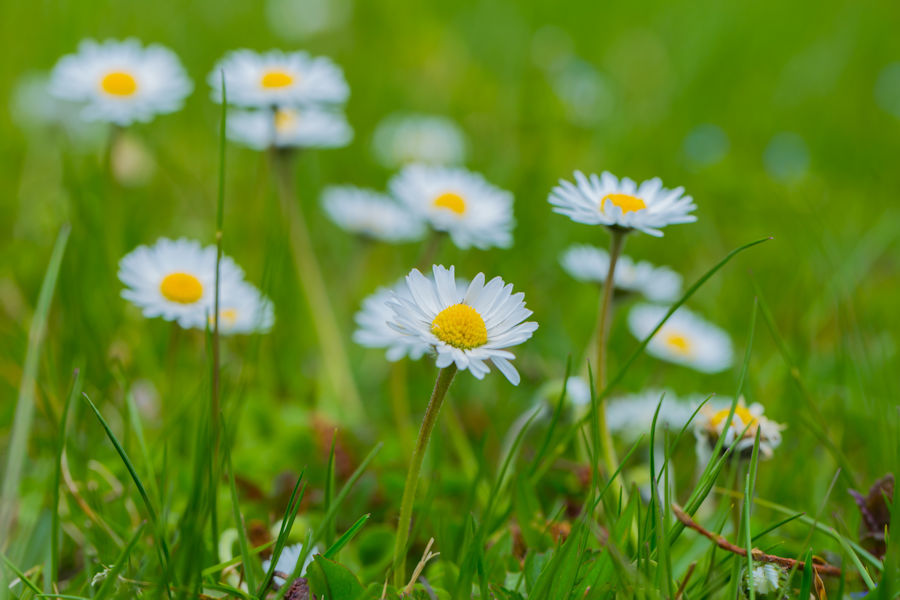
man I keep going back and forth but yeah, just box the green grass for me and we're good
[2,0,899,598]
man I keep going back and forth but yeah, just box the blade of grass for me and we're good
[94,523,146,600]
[1,551,43,595]
[50,369,81,587]
[225,440,256,592]
[324,429,337,548]
[1,225,70,537]
[256,472,306,596]
[323,514,370,559]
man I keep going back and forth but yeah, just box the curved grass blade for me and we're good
[94,523,146,600]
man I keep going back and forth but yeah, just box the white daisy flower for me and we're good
[389,164,514,250]
[226,106,352,150]
[560,244,682,302]
[118,238,245,329]
[354,275,468,361]
[386,265,537,384]
[49,38,192,126]
[549,170,697,236]
[262,542,319,587]
[744,563,787,595]
[372,113,466,168]
[212,279,275,335]
[209,49,349,108]
[695,400,784,461]
[321,186,425,242]
[628,304,733,373]
[605,389,698,442]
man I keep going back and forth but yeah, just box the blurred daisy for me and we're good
[372,113,466,168]
[606,389,697,442]
[560,244,682,302]
[628,304,733,373]
[118,238,244,329]
[262,542,319,587]
[549,171,696,237]
[226,106,352,150]
[212,280,275,335]
[539,376,592,408]
[695,400,784,460]
[389,164,514,250]
[49,38,192,126]
[321,186,425,242]
[209,49,348,108]
[387,265,537,384]
[743,563,787,596]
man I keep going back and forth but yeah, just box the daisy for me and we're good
[321,186,425,242]
[354,275,469,361]
[372,113,466,168]
[628,304,733,373]
[560,244,682,302]
[262,542,319,587]
[389,164,514,250]
[212,279,275,335]
[743,563,787,596]
[49,38,192,126]
[549,171,697,236]
[694,399,784,460]
[118,238,244,329]
[209,49,349,108]
[226,106,353,150]
[387,265,537,384]
[606,389,698,442]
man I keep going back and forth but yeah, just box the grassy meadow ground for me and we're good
[1,0,899,598]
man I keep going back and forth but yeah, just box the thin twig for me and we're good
[672,504,841,577]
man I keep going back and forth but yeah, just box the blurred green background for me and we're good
[1,0,898,587]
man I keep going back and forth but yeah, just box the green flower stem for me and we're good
[393,364,458,587]
[272,149,363,422]
[594,229,626,487]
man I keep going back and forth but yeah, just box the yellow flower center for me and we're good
[710,406,758,431]
[431,303,487,349]
[261,70,294,89]
[210,308,239,327]
[159,272,204,304]
[663,332,693,355]
[274,108,297,132]
[100,71,138,96]
[601,193,646,215]
[433,192,467,215]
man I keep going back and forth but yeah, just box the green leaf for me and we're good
[309,555,366,600]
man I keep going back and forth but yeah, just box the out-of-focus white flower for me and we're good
[226,106,352,150]
[386,265,537,384]
[49,38,192,126]
[695,400,784,461]
[209,49,348,108]
[372,114,466,168]
[262,543,319,587]
[560,244,682,302]
[389,164,514,250]
[628,304,733,374]
[211,279,275,335]
[605,389,697,442]
[321,186,425,242]
[549,170,696,237]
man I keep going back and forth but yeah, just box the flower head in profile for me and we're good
[372,113,466,168]
[549,171,696,236]
[695,399,784,461]
[628,304,733,373]
[262,542,319,587]
[354,276,469,362]
[322,186,425,243]
[560,244,682,302]
[389,165,514,250]
[227,106,352,150]
[49,38,192,126]
[212,279,275,335]
[386,266,537,384]
[209,49,348,108]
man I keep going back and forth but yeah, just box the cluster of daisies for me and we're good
[118,238,273,335]
[47,38,352,151]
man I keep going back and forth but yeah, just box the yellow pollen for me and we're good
[431,303,487,349]
[100,71,138,96]
[159,272,204,304]
[601,193,646,215]
[274,109,297,132]
[710,406,758,431]
[261,70,294,89]
[663,332,693,355]
[210,308,239,327]
[433,192,467,215]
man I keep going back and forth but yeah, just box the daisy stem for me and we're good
[594,229,626,487]
[271,149,364,423]
[393,364,458,587]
